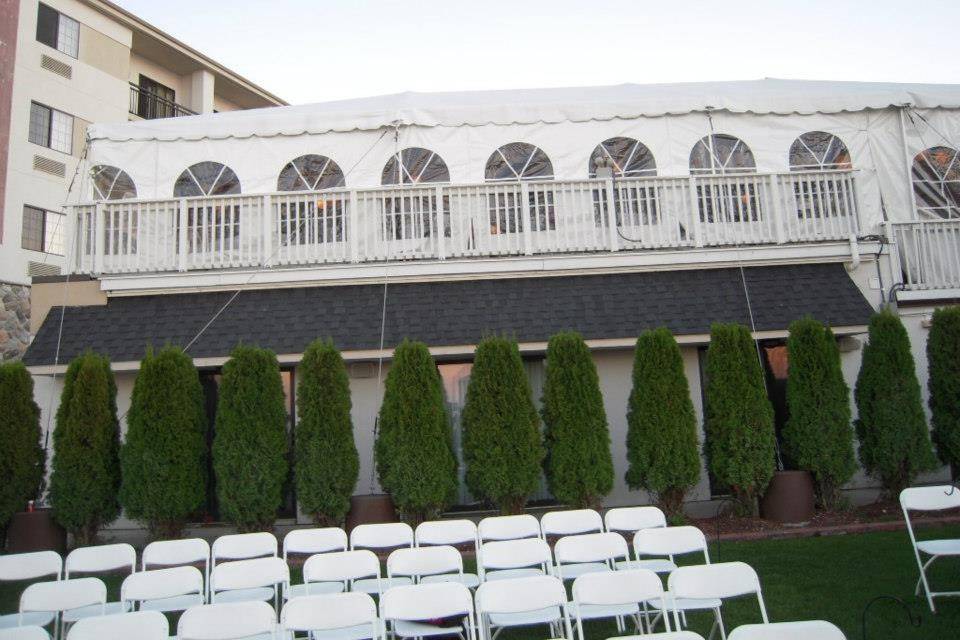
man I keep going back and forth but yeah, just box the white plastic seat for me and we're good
[604,633,704,640]
[121,565,204,613]
[415,520,480,588]
[0,627,51,640]
[478,538,552,582]
[388,545,475,588]
[141,537,210,595]
[212,532,278,566]
[573,569,672,638]
[0,551,62,630]
[604,507,668,570]
[477,514,542,543]
[283,527,348,599]
[634,526,708,578]
[381,582,476,640]
[727,620,846,640]
[209,557,289,609]
[280,592,380,640]
[668,562,768,640]
[19,578,106,640]
[303,550,384,597]
[541,509,604,539]
[475,575,572,640]
[349,523,414,592]
[900,485,960,613]
[554,532,628,581]
[62,544,136,623]
[178,601,277,640]
[66,610,169,640]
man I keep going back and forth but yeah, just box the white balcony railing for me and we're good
[69,170,861,276]
[891,219,960,291]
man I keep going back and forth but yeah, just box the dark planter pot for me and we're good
[760,470,815,524]
[5,509,66,554]
[346,494,397,531]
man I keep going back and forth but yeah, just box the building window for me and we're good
[36,3,79,58]
[136,76,178,120]
[380,148,450,241]
[589,137,659,227]
[91,165,137,200]
[788,132,854,219]
[912,146,960,219]
[22,206,65,255]
[29,102,73,154]
[689,134,758,223]
[277,155,346,245]
[484,142,555,234]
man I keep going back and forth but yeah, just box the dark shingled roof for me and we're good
[23,263,875,366]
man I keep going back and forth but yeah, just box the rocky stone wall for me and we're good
[0,283,30,361]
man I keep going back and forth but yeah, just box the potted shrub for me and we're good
[928,306,960,478]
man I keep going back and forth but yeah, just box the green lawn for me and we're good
[2,525,958,639]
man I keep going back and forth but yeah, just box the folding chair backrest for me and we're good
[477,514,541,542]
[280,592,378,634]
[604,506,667,534]
[178,601,277,640]
[479,538,552,572]
[283,527,348,561]
[350,522,413,551]
[66,610,169,640]
[142,538,210,570]
[65,543,136,577]
[388,545,462,580]
[303,550,380,584]
[210,557,289,598]
[211,532,278,566]
[540,509,603,537]
[476,575,567,615]
[572,568,664,606]
[555,532,628,564]
[0,627,51,640]
[121,566,204,605]
[669,562,768,622]
[727,620,846,640]
[900,486,960,513]
[20,578,107,614]
[634,526,709,562]
[381,582,473,622]
[416,519,478,548]
[0,551,62,582]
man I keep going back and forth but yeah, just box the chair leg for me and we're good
[918,555,938,613]
[715,607,727,640]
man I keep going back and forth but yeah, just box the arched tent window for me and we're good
[912,146,960,219]
[174,161,241,197]
[789,132,852,171]
[589,137,659,230]
[277,155,346,247]
[689,134,758,224]
[484,142,555,235]
[588,137,656,178]
[789,132,854,220]
[173,162,241,257]
[91,165,137,200]
[380,148,450,242]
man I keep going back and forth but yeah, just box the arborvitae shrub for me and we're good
[704,323,777,514]
[541,331,613,509]
[783,318,856,510]
[0,362,45,536]
[855,309,937,496]
[462,336,543,514]
[375,340,457,523]
[295,339,359,526]
[625,328,700,517]
[928,306,960,473]
[213,345,289,532]
[49,352,120,545]
[120,346,207,539]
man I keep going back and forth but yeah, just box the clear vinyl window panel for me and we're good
[174,162,242,197]
[484,143,556,234]
[381,148,450,240]
[278,154,345,191]
[589,137,659,227]
[279,199,345,245]
[91,165,137,200]
[788,132,854,220]
[912,146,960,219]
[690,134,759,223]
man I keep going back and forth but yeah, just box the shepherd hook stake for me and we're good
[860,595,921,640]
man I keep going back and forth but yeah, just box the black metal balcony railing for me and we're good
[129,83,196,120]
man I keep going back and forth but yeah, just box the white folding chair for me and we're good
[634,526,709,575]
[19,578,106,640]
[283,528,348,599]
[178,601,277,640]
[212,532,278,568]
[900,485,960,612]
[478,538,552,582]
[280,592,381,640]
[727,620,846,640]
[475,575,572,640]
[554,532,627,581]
[668,562,768,640]
[0,627,51,640]
[477,515,542,543]
[66,610,169,640]
[209,557,289,610]
[302,550,381,597]
[572,569,671,638]
[381,582,477,640]
[349,523,414,591]
[141,537,210,595]
[62,544,136,622]
[388,546,471,588]
[0,551,62,629]
[541,509,604,539]
[416,520,480,588]
[604,507,667,569]
[121,566,205,613]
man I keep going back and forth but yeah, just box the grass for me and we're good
[2,525,958,639]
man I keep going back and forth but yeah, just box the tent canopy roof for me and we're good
[91,78,960,142]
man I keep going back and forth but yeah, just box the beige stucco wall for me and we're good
[128,52,189,105]
[29,278,106,333]
[78,23,130,81]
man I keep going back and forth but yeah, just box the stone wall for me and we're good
[0,282,30,361]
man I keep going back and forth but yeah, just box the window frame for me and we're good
[28,101,73,155]
[21,205,66,255]
[36,3,79,58]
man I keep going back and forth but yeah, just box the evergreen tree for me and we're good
[120,346,207,539]
[855,309,937,496]
[625,328,700,517]
[213,345,289,532]
[462,336,544,514]
[375,340,457,523]
[0,362,45,537]
[704,323,777,514]
[928,306,960,474]
[295,339,359,526]
[783,318,856,510]
[49,352,121,545]
[541,331,613,509]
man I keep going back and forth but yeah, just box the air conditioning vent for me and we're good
[40,54,72,79]
[28,261,62,277]
[33,155,66,177]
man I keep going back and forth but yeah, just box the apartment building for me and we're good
[0,0,284,360]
